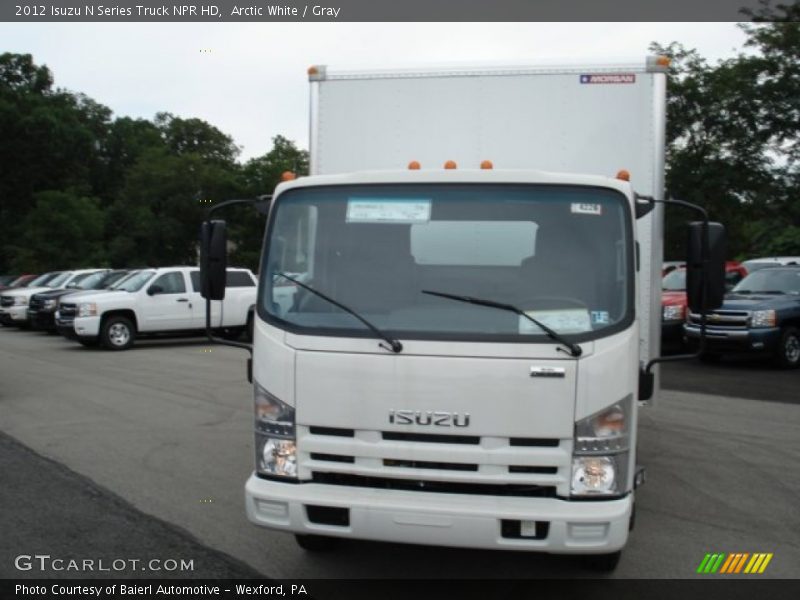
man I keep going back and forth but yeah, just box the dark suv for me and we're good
[684,266,800,368]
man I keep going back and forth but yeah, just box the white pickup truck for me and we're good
[0,269,106,328]
[61,266,257,349]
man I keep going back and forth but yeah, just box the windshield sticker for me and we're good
[591,310,610,326]
[519,309,592,335]
[346,199,431,223]
[571,202,602,216]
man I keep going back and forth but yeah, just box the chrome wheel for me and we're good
[785,334,800,364]
[108,322,130,347]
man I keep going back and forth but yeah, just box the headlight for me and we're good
[14,296,28,306]
[43,299,57,311]
[750,310,776,328]
[572,397,631,497]
[78,303,97,317]
[254,381,297,478]
[662,304,685,322]
[572,456,617,495]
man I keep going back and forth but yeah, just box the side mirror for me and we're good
[147,285,164,296]
[200,219,227,300]
[686,221,726,313]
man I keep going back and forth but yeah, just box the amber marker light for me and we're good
[444,160,457,169]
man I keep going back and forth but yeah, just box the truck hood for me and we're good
[661,290,686,306]
[295,351,576,438]
[32,288,82,300]
[61,290,130,304]
[1,286,50,299]
[721,293,798,311]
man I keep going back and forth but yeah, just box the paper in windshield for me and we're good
[346,198,431,223]
[519,309,592,334]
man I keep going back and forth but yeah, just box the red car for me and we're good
[661,261,748,344]
[0,274,37,290]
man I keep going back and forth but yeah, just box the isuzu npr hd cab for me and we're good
[200,57,726,570]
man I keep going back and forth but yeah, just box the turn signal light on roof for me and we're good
[408,161,421,170]
[616,169,631,181]
[281,171,297,182]
[444,160,457,170]
[307,66,319,76]
[656,56,671,68]
[480,160,494,170]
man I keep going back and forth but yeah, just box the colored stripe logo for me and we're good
[696,553,773,574]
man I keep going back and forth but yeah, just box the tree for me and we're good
[652,6,800,259]
[228,136,310,271]
[8,191,106,271]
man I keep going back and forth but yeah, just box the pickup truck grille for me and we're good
[28,295,44,310]
[298,425,571,497]
[0,296,15,307]
[59,303,77,318]
[688,310,750,329]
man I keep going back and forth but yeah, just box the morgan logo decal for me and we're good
[389,410,470,428]
[580,73,636,84]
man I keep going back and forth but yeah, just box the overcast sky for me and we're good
[1,22,749,161]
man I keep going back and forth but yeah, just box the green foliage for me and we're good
[652,5,800,260]
[229,135,310,272]
[9,191,106,271]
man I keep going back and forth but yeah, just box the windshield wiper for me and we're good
[422,290,583,357]
[276,272,403,354]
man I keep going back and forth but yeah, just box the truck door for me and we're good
[139,271,194,331]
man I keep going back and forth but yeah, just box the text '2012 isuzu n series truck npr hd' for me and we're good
[199,57,726,570]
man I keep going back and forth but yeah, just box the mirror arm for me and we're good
[202,195,272,356]
[634,194,710,377]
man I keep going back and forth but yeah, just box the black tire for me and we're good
[773,326,800,369]
[582,550,622,572]
[78,338,99,348]
[100,316,135,350]
[294,534,339,552]
[220,327,244,341]
[698,352,722,364]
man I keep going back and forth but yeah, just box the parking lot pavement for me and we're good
[661,357,799,405]
[0,431,264,579]
[1,327,799,579]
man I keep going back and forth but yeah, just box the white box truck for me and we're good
[201,57,725,570]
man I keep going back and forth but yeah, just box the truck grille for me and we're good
[0,296,14,307]
[298,425,570,497]
[59,303,77,318]
[688,310,750,329]
[29,295,44,310]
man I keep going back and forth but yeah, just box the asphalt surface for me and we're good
[1,326,798,580]
[0,431,263,579]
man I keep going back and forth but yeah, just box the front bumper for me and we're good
[0,305,29,325]
[55,315,77,339]
[73,315,101,338]
[28,309,56,330]
[245,474,631,553]
[684,324,782,354]
[661,320,684,343]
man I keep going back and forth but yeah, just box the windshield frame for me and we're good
[258,182,636,345]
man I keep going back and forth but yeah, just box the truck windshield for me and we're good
[116,270,155,292]
[260,184,634,343]
[733,269,800,295]
[47,272,73,288]
[662,269,686,291]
